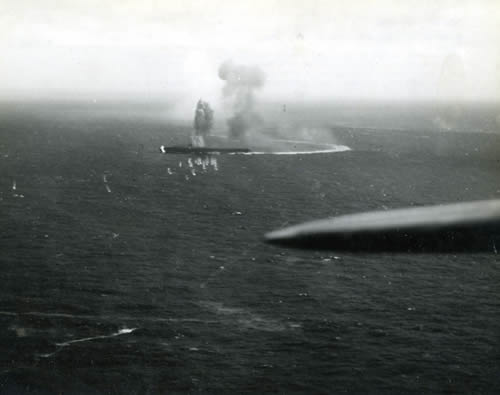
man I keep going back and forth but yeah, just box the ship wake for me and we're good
[231,139,351,155]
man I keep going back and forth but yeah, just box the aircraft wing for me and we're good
[265,199,500,253]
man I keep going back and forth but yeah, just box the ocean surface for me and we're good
[0,100,499,394]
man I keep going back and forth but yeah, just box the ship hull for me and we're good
[160,146,251,154]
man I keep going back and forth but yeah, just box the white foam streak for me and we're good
[36,327,137,358]
[232,144,351,155]
[55,327,137,347]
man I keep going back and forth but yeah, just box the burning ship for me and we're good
[160,99,251,155]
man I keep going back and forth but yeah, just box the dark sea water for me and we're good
[0,101,499,394]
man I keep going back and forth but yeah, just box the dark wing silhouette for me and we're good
[265,199,500,253]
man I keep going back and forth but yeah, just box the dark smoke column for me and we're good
[218,60,266,139]
[193,99,214,136]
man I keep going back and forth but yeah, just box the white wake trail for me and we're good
[232,143,351,155]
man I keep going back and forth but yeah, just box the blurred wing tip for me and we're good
[264,229,289,243]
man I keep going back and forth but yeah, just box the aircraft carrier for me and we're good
[160,135,251,155]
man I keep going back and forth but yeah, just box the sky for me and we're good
[0,0,499,102]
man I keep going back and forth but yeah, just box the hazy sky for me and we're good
[0,0,499,102]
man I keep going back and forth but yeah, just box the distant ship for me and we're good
[160,135,251,155]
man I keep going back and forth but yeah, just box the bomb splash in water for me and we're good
[218,60,266,140]
[193,99,214,137]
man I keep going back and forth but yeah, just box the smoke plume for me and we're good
[218,60,266,139]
